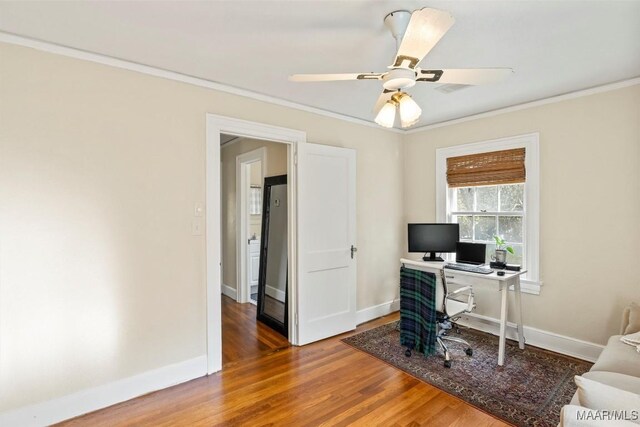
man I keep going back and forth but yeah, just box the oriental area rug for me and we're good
[342,321,592,427]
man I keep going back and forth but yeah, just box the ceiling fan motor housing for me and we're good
[383,10,416,90]
[383,68,416,90]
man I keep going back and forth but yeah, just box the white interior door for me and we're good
[297,143,356,345]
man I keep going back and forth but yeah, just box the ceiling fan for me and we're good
[289,8,513,128]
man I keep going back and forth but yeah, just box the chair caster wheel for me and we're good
[444,360,451,368]
[405,349,412,357]
[465,348,473,357]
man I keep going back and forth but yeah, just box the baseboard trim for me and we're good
[265,285,286,302]
[221,284,238,301]
[456,312,604,362]
[356,299,400,325]
[355,301,604,362]
[0,355,207,427]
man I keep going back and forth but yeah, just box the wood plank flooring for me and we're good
[221,295,289,366]
[58,297,508,426]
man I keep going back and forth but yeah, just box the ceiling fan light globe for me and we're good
[398,93,422,126]
[374,101,397,128]
[400,117,420,128]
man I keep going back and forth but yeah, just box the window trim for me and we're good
[436,133,541,294]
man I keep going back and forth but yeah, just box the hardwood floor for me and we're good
[58,300,508,426]
[221,295,289,366]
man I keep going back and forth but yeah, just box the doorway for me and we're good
[219,133,290,367]
[235,146,266,306]
[206,115,304,374]
[206,114,358,375]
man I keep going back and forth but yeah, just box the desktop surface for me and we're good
[401,258,527,281]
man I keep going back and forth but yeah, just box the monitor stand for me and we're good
[423,252,444,262]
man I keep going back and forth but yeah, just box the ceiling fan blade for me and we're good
[289,73,384,82]
[416,68,514,85]
[373,90,395,114]
[391,8,455,70]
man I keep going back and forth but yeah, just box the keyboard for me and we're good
[444,263,493,275]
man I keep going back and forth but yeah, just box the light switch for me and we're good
[192,219,203,235]
[194,202,205,217]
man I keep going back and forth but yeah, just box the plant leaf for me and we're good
[507,246,515,254]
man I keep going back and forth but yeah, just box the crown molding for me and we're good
[0,31,403,134]
[1,31,637,136]
[406,76,640,134]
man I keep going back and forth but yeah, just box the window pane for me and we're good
[500,184,524,212]
[474,215,496,241]
[485,243,496,264]
[456,187,474,211]
[455,215,472,240]
[506,244,524,266]
[476,186,498,212]
[498,216,523,243]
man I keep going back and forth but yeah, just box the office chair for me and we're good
[435,270,475,368]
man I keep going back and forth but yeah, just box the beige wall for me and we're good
[404,84,640,345]
[220,138,287,291]
[0,43,404,412]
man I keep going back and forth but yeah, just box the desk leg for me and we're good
[498,284,508,366]
[514,277,525,350]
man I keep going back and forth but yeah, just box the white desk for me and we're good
[400,258,526,366]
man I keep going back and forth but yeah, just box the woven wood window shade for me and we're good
[446,148,526,188]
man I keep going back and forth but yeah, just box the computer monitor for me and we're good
[408,223,460,262]
[455,242,487,265]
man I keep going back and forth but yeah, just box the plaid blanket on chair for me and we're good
[399,266,437,356]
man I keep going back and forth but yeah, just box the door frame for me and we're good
[206,114,305,374]
[236,147,267,304]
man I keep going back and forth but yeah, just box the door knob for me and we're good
[351,245,358,259]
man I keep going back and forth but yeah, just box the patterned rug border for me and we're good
[341,320,592,427]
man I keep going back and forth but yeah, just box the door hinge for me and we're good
[295,312,299,326]
[294,153,298,165]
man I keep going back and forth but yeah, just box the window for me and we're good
[249,186,262,215]
[450,183,525,266]
[436,133,540,294]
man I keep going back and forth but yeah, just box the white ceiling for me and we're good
[1,1,639,129]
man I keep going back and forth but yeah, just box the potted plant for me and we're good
[492,235,514,265]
